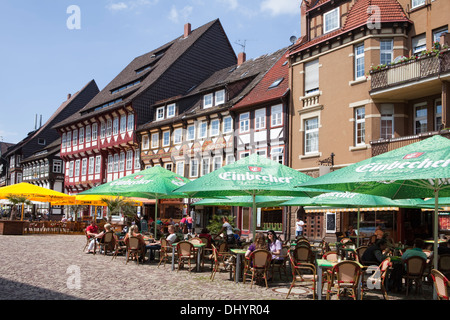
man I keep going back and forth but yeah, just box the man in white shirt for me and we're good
[166,225,177,245]
[296,218,305,237]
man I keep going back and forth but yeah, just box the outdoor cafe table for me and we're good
[171,242,206,272]
[316,259,365,300]
[230,248,247,283]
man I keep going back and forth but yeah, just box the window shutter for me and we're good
[305,59,319,93]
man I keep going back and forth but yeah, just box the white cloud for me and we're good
[106,0,159,12]
[260,0,301,16]
[168,5,193,23]
[107,2,128,11]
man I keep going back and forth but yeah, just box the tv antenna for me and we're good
[235,40,247,53]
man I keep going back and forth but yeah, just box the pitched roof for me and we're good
[289,0,411,55]
[232,49,289,110]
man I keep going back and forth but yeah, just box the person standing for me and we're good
[296,218,305,238]
[216,216,235,244]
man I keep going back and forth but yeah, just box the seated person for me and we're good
[374,226,384,240]
[199,228,213,248]
[166,225,178,245]
[85,220,99,253]
[124,225,146,259]
[438,239,450,255]
[267,230,283,263]
[245,233,268,258]
[233,228,242,247]
[401,238,427,262]
[361,238,390,265]
[345,225,356,237]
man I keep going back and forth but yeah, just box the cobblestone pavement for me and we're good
[0,235,435,301]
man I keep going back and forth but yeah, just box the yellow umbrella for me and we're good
[0,183,75,203]
[51,195,143,206]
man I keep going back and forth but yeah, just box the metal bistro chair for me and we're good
[271,245,289,281]
[99,231,115,255]
[327,260,362,300]
[157,238,173,268]
[126,236,144,265]
[403,256,427,296]
[438,254,450,279]
[176,241,197,272]
[286,249,317,299]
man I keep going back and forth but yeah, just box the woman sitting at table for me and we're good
[245,233,268,258]
[267,230,283,263]
[124,225,146,259]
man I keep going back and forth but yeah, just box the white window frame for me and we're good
[134,148,140,169]
[75,159,80,177]
[187,125,195,140]
[380,104,394,140]
[142,135,150,150]
[79,127,84,145]
[324,7,339,34]
[198,121,207,139]
[113,117,119,135]
[213,156,223,171]
[126,150,133,170]
[304,59,319,95]
[120,152,126,171]
[127,114,134,131]
[92,123,98,141]
[176,161,184,177]
[162,131,170,147]
[167,104,176,118]
[304,117,319,154]
[271,146,284,164]
[86,125,91,143]
[271,104,283,127]
[435,99,442,131]
[411,0,426,9]
[239,151,250,159]
[355,43,365,80]
[151,133,159,149]
[120,114,127,133]
[255,108,266,130]
[69,161,74,177]
[190,159,199,178]
[210,119,220,136]
[226,154,235,165]
[173,128,182,144]
[72,129,78,146]
[414,103,428,134]
[412,34,426,55]
[355,107,366,146]
[165,163,173,172]
[203,93,213,109]
[215,89,225,105]
[113,154,119,172]
[380,39,393,66]
[239,112,250,133]
[433,27,448,43]
[201,158,210,176]
[100,122,106,138]
[108,155,113,173]
[106,119,112,137]
[95,155,101,174]
[53,160,62,173]
[88,157,94,175]
[156,107,165,120]
[62,133,67,148]
[223,116,233,133]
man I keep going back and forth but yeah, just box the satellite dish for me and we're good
[290,35,297,44]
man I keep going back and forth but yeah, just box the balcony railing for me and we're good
[370,49,450,91]
[370,130,450,157]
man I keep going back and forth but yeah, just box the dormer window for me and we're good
[156,107,165,120]
[167,104,176,118]
[203,93,213,109]
[324,7,339,34]
[215,90,225,105]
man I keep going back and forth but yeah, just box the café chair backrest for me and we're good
[431,269,450,300]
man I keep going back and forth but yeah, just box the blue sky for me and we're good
[0,0,302,144]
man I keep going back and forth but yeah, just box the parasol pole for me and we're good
[155,196,159,240]
[433,181,439,300]
[356,206,361,247]
[252,192,257,241]
[21,204,24,221]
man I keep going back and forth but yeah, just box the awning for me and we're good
[305,206,400,213]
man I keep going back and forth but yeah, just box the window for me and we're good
[411,0,425,9]
[95,155,101,174]
[167,104,176,118]
[86,125,91,142]
[256,149,267,157]
[88,157,94,175]
[324,7,339,33]
[269,78,283,89]
[100,122,106,138]
[355,43,365,79]
[92,123,98,141]
[304,117,319,154]
[106,119,112,137]
[120,114,127,133]
[198,121,207,139]
[435,99,442,131]
[176,161,184,176]
[69,161,74,177]
[75,159,80,177]
[433,27,448,43]
[213,156,222,171]
[165,163,173,172]
[163,131,170,147]
[79,127,84,145]
[62,133,67,148]
[415,104,428,134]
[355,107,366,145]
[412,34,426,54]
[151,133,159,148]
[134,149,140,169]
[156,107,165,120]
[126,150,133,170]
[201,158,210,176]
[380,104,394,140]
[142,135,150,149]
[215,90,225,105]
[210,119,220,136]
[66,132,72,148]
[38,138,46,145]
[271,104,283,127]
[53,160,62,173]
[72,129,78,146]
[203,93,213,108]
[226,154,235,165]
[271,147,284,164]
[187,125,195,140]
[127,114,134,131]
[190,159,199,177]
[113,154,119,172]
[173,128,182,144]
[239,113,250,133]
[223,116,233,133]
[255,108,266,130]
[304,59,319,94]
[113,117,119,135]
[240,151,250,159]
[108,155,113,173]
[380,39,393,66]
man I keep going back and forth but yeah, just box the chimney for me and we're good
[67,93,72,100]
[238,52,246,66]
[184,23,191,38]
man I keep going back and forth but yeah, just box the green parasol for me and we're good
[175,153,322,238]
[193,195,294,208]
[79,166,190,238]
[298,134,450,296]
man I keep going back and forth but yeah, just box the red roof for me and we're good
[232,51,289,110]
[289,0,411,56]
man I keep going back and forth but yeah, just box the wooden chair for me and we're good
[438,254,450,279]
[176,241,197,272]
[99,231,115,255]
[111,239,127,261]
[431,269,450,300]
[286,250,317,299]
[243,249,272,289]
[199,236,213,270]
[379,258,392,300]
[296,239,311,248]
[402,256,427,296]
[126,236,144,265]
[157,238,173,268]
[355,246,368,263]
[83,228,96,254]
[271,245,289,281]
[327,260,362,300]
[322,251,339,262]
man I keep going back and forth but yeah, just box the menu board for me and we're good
[439,213,450,231]
[326,211,336,233]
